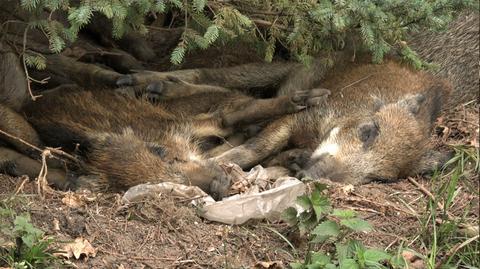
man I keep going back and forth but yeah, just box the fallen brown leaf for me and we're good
[254,261,284,269]
[57,237,96,259]
[61,191,96,208]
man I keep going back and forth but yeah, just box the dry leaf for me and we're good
[342,184,355,195]
[52,218,60,231]
[61,191,96,208]
[254,261,284,268]
[58,237,96,259]
[62,193,85,208]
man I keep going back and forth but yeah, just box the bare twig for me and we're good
[407,177,474,229]
[0,128,78,163]
[251,19,288,30]
[338,74,373,92]
[37,149,55,198]
[408,177,435,201]
[21,26,42,101]
[407,177,453,219]
[0,128,43,152]
[14,175,29,195]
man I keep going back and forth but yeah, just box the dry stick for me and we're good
[0,128,42,152]
[338,74,373,92]
[21,26,42,101]
[434,235,479,269]
[0,128,79,197]
[407,177,454,219]
[36,149,56,199]
[14,175,29,195]
[0,128,78,163]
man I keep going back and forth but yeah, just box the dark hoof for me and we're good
[292,88,331,108]
[146,82,163,103]
[48,171,77,191]
[295,170,309,179]
[116,75,136,86]
[0,161,18,176]
[287,150,310,173]
[209,173,232,201]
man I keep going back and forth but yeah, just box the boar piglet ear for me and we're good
[372,96,384,112]
[357,121,379,149]
[397,93,426,115]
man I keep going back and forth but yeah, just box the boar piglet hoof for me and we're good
[116,74,137,86]
[291,88,331,110]
[145,76,188,102]
[209,173,232,201]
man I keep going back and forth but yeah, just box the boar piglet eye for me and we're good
[148,145,167,159]
[357,121,379,149]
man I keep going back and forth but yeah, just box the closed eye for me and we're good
[148,145,167,159]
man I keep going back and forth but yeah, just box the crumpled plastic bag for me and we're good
[122,182,214,203]
[121,164,305,225]
[199,176,305,224]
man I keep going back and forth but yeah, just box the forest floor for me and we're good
[0,102,478,269]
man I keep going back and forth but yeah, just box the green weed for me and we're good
[0,199,61,269]
[281,183,406,269]
[419,145,479,268]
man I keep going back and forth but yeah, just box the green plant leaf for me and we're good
[192,0,206,12]
[298,213,317,235]
[311,251,331,265]
[169,0,183,9]
[313,183,328,193]
[24,54,47,70]
[296,195,312,210]
[364,249,391,264]
[339,258,359,269]
[290,262,305,269]
[335,243,350,261]
[312,220,340,238]
[203,25,219,44]
[170,45,186,65]
[389,254,407,268]
[281,207,298,226]
[340,218,373,232]
[311,190,331,221]
[331,209,357,219]
[311,234,330,243]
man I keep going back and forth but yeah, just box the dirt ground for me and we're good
[0,103,478,269]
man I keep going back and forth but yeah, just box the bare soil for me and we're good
[0,103,478,269]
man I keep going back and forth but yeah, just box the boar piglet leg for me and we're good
[213,116,295,168]
[0,147,69,189]
[221,88,330,126]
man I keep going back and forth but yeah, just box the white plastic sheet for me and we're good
[199,176,305,224]
[121,164,306,225]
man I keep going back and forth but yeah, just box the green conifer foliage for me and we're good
[18,0,477,66]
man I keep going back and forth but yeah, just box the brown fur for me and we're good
[215,58,453,184]
[15,89,231,199]
[0,76,321,199]
[409,11,479,106]
[0,42,28,111]
[0,32,462,194]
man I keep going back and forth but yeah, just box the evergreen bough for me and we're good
[18,0,478,66]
